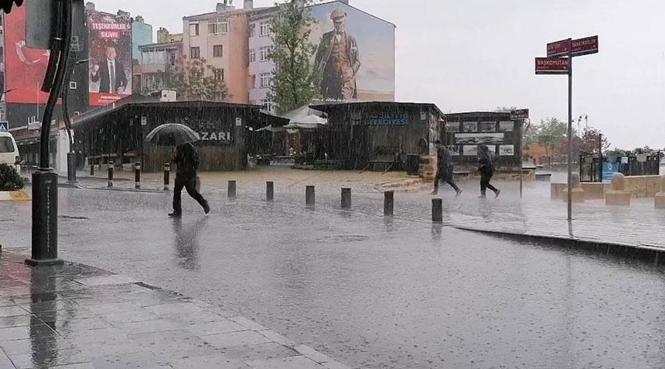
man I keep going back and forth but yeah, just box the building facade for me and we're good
[182,1,254,104]
[136,41,183,94]
[248,0,396,110]
[131,15,153,63]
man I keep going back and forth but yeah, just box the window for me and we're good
[213,69,225,81]
[260,73,272,88]
[189,23,199,36]
[250,74,256,88]
[249,23,256,37]
[208,21,229,35]
[0,137,14,153]
[213,45,224,58]
[260,22,270,36]
[249,49,256,63]
[69,81,77,90]
[190,47,200,59]
[259,46,271,62]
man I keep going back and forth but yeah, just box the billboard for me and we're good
[88,10,132,106]
[4,6,51,104]
[310,2,395,102]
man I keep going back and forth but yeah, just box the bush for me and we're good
[0,164,24,191]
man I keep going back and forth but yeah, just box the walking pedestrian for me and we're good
[169,142,210,218]
[478,144,500,198]
[432,141,462,196]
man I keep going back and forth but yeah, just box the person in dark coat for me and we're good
[478,144,500,198]
[169,142,210,218]
[432,141,462,196]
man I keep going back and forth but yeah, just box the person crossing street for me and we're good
[169,142,210,218]
[432,141,462,196]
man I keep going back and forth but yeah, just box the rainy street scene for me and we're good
[1,1,665,369]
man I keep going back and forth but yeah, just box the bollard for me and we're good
[341,188,352,209]
[90,162,95,176]
[134,163,141,189]
[107,161,114,188]
[432,198,443,223]
[228,180,237,199]
[163,163,170,191]
[306,185,315,206]
[384,191,394,216]
[266,181,274,201]
[67,153,77,184]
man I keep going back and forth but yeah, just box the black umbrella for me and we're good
[145,123,200,146]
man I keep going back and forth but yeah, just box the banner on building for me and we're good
[88,10,132,106]
[4,6,52,104]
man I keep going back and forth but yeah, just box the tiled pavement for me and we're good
[0,253,350,369]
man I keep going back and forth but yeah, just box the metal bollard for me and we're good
[266,181,274,201]
[90,163,95,176]
[163,163,170,191]
[341,188,351,209]
[134,163,141,189]
[432,198,443,223]
[107,161,114,188]
[306,185,315,206]
[384,191,394,216]
[67,153,77,184]
[228,180,237,199]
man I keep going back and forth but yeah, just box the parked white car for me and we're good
[0,131,21,173]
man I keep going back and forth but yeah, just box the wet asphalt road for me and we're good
[2,186,665,369]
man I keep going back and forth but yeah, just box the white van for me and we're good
[0,131,20,172]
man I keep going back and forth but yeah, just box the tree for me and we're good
[578,126,610,154]
[167,58,229,101]
[268,0,320,113]
[536,118,569,164]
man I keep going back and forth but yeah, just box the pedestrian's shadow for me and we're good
[172,217,209,271]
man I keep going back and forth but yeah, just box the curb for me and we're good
[455,225,665,266]
[0,191,31,202]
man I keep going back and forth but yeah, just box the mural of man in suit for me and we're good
[90,45,127,94]
[315,8,361,100]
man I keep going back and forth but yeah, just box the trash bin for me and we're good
[406,154,420,175]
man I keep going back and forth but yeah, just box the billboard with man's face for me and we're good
[310,2,395,102]
[88,10,132,106]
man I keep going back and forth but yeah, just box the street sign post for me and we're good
[536,35,598,222]
[510,109,529,121]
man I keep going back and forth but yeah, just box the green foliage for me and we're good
[0,164,24,191]
[168,58,229,101]
[578,126,610,154]
[268,0,320,113]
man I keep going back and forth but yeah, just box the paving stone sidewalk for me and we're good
[0,252,350,369]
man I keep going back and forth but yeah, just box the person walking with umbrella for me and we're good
[478,144,500,198]
[432,140,462,196]
[146,124,210,217]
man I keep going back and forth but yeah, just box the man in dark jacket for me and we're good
[169,142,210,218]
[478,144,500,198]
[432,141,462,196]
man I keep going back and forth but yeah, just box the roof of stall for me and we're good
[72,98,268,129]
[311,101,445,118]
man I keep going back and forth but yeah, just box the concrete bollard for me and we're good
[432,198,443,223]
[228,180,237,199]
[384,191,394,216]
[605,173,631,206]
[107,161,114,188]
[341,188,351,209]
[562,173,585,203]
[306,185,315,206]
[134,163,141,189]
[266,181,274,201]
[163,163,170,191]
[655,176,665,209]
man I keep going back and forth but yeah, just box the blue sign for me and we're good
[602,162,619,181]
[367,113,408,126]
[0,122,8,132]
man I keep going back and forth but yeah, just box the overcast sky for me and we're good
[99,0,665,149]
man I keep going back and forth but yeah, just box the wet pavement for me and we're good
[2,169,665,368]
[0,252,350,369]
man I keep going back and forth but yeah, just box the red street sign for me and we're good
[535,57,570,75]
[571,35,598,57]
[547,38,572,58]
[547,36,599,57]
